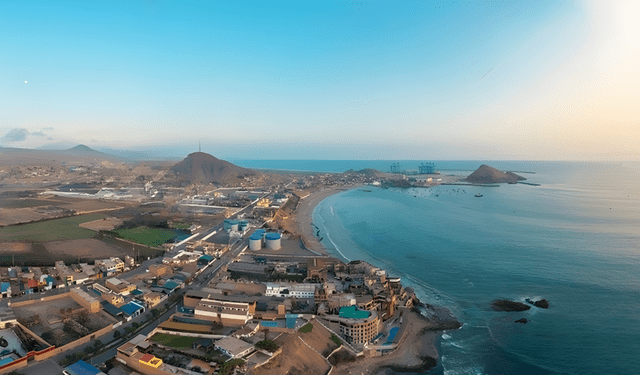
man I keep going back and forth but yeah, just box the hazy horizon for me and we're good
[2,1,639,161]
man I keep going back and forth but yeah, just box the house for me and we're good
[102,293,124,306]
[142,292,166,308]
[121,301,145,321]
[0,283,11,299]
[95,257,124,276]
[105,278,136,295]
[214,337,254,359]
[194,297,255,326]
[62,360,105,375]
[54,261,73,284]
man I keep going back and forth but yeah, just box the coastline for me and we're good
[292,184,460,373]
[291,184,361,256]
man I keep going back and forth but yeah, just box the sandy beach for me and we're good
[291,185,361,256]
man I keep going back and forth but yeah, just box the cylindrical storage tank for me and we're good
[239,220,249,231]
[228,220,239,232]
[249,235,262,251]
[223,219,231,231]
[265,233,282,250]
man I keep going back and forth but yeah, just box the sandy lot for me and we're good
[299,319,341,357]
[249,332,331,375]
[0,242,31,254]
[13,296,117,346]
[45,238,131,260]
[79,217,123,231]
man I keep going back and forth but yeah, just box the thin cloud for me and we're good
[0,128,50,143]
[1,128,29,142]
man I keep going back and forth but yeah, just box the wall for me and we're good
[37,323,114,359]
[10,291,69,307]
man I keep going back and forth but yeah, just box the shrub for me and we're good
[255,340,279,353]
[299,323,313,333]
[330,334,342,346]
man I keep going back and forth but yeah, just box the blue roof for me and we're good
[102,302,122,316]
[265,233,281,240]
[64,360,102,375]
[121,301,144,316]
[164,281,179,290]
[0,357,13,366]
[130,289,143,295]
[0,282,10,293]
[199,255,214,262]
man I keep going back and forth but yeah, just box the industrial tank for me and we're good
[265,232,282,250]
[238,220,249,231]
[249,234,262,251]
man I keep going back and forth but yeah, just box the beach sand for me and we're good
[291,185,360,256]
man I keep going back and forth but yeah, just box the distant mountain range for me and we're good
[0,144,124,165]
[170,152,258,185]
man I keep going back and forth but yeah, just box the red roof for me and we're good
[27,280,37,288]
[140,354,155,362]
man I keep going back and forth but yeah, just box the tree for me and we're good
[113,330,121,339]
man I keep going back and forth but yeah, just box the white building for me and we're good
[265,283,318,298]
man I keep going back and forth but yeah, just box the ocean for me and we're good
[238,160,640,374]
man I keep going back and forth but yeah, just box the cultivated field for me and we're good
[113,226,178,247]
[0,214,106,242]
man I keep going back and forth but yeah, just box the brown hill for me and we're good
[170,152,257,185]
[0,144,123,165]
[464,164,526,184]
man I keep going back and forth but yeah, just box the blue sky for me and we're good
[1,1,638,160]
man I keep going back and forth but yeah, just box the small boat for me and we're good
[475,194,483,197]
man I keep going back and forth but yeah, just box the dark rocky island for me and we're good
[490,299,531,312]
[526,298,549,308]
[464,164,526,184]
[514,318,529,324]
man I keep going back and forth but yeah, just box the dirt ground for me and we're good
[79,217,124,231]
[0,196,131,226]
[299,319,341,357]
[13,296,117,346]
[249,332,331,375]
[0,238,133,266]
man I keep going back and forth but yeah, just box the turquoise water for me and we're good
[339,305,371,319]
[386,327,399,344]
[308,161,640,375]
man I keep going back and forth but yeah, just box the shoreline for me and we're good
[291,184,460,373]
[291,184,362,257]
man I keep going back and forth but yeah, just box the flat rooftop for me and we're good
[339,306,371,320]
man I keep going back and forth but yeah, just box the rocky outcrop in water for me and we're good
[490,299,531,312]
[514,318,528,324]
[526,298,549,308]
[464,164,526,184]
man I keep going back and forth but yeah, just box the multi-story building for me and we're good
[194,298,255,326]
[95,257,124,276]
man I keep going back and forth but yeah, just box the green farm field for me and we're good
[113,226,176,247]
[0,214,106,242]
